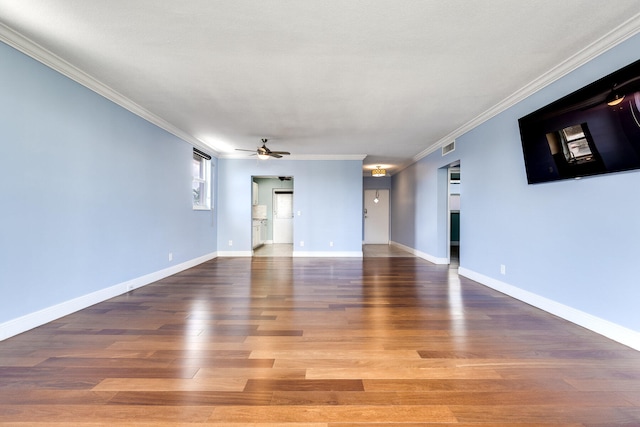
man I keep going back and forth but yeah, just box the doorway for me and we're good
[363,189,390,244]
[448,166,460,268]
[252,176,294,257]
[273,189,294,244]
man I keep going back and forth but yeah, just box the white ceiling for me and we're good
[1,1,639,174]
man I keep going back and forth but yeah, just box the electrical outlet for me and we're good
[500,264,506,275]
[228,240,233,246]
[329,241,333,247]
[168,252,173,261]
[300,241,304,247]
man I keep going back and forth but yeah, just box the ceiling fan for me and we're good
[236,139,290,159]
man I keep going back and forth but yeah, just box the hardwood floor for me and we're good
[253,243,293,257]
[1,250,639,425]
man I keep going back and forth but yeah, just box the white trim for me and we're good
[293,251,363,258]
[0,252,218,341]
[220,154,367,161]
[286,154,366,161]
[0,23,217,156]
[217,250,253,257]
[5,10,639,172]
[393,12,640,174]
[390,241,448,265]
[458,267,640,352]
[218,250,363,257]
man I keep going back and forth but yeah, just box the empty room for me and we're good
[1,1,640,425]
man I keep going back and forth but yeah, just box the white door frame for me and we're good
[447,165,460,264]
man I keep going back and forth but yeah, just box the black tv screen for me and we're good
[519,59,640,184]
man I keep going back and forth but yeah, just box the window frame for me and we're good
[192,148,212,211]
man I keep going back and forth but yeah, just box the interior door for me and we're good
[273,190,293,244]
[364,189,389,244]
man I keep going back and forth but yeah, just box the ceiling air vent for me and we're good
[442,141,455,156]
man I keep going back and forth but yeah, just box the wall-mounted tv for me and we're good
[519,59,640,184]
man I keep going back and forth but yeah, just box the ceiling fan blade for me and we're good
[235,148,256,152]
[244,138,291,158]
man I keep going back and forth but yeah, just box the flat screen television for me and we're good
[518,58,640,184]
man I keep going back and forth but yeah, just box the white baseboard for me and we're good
[217,250,253,257]
[390,241,449,264]
[218,249,363,257]
[0,252,218,341]
[293,251,363,258]
[458,267,640,352]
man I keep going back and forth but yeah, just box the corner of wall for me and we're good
[390,241,449,265]
[458,267,640,352]
[0,252,218,341]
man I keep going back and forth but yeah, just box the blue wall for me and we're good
[392,33,640,333]
[0,42,217,325]
[391,159,449,260]
[218,159,363,254]
[2,24,638,346]
[363,176,391,190]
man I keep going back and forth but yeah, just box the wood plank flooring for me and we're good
[1,253,639,425]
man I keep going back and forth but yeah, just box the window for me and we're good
[192,148,211,210]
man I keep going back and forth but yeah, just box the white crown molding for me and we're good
[0,23,219,157]
[220,153,367,161]
[406,12,640,170]
[4,10,640,171]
